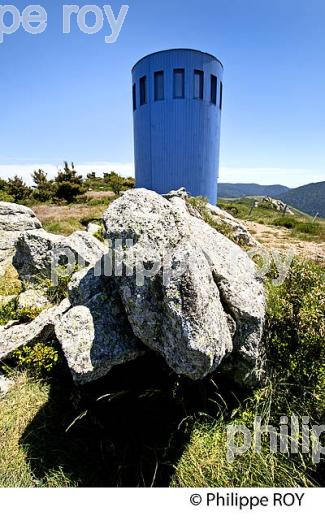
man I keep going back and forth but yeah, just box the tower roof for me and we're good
[132,48,224,72]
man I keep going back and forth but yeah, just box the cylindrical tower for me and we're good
[132,49,223,205]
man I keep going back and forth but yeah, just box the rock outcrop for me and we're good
[103,189,265,383]
[0,202,42,276]
[0,190,266,387]
[260,197,294,215]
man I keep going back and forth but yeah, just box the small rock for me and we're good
[13,229,106,284]
[0,375,14,395]
[86,222,102,236]
[17,289,50,310]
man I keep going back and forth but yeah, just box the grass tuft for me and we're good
[0,373,76,487]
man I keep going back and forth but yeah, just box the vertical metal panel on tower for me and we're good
[132,49,224,205]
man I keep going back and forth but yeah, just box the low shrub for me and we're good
[94,226,106,242]
[12,342,62,376]
[295,221,321,235]
[0,190,14,202]
[273,216,296,229]
[0,299,44,326]
[44,266,76,304]
[273,217,321,236]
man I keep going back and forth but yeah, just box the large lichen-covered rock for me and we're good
[103,189,265,383]
[0,202,42,276]
[13,229,106,283]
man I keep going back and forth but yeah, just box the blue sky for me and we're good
[0,0,324,187]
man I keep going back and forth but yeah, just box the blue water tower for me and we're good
[132,49,224,205]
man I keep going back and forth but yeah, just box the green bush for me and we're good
[12,342,62,376]
[273,216,296,229]
[54,162,86,203]
[295,221,321,235]
[94,226,106,242]
[273,217,321,236]
[265,258,325,419]
[0,299,44,326]
[6,176,32,202]
[0,190,14,202]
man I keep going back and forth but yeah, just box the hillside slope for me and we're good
[218,183,289,198]
[279,181,325,217]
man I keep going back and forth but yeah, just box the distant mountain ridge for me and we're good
[218,183,290,198]
[279,181,325,218]
[217,181,325,218]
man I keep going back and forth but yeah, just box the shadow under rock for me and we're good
[20,352,239,487]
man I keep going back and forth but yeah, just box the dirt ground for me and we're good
[245,221,325,265]
[86,190,114,199]
[33,204,105,224]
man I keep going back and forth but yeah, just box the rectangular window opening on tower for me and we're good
[140,76,147,106]
[219,81,223,110]
[132,83,136,111]
[173,69,185,98]
[210,74,217,105]
[154,71,164,101]
[194,70,204,99]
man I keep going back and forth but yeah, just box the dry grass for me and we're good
[245,221,325,265]
[86,190,114,199]
[33,204,107,235]
[0,266,21,297]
